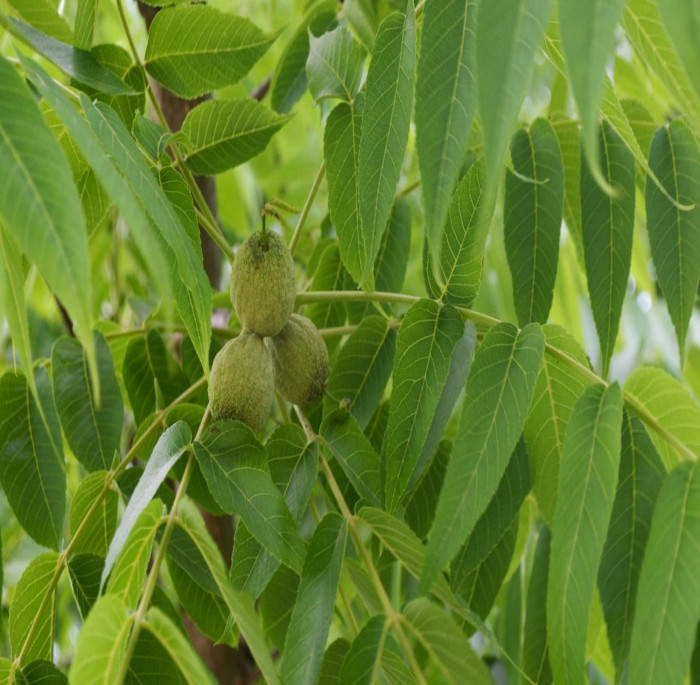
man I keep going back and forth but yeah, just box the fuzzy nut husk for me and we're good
[268,314,330,407]
[208,331,275,431]
[230,231,296,337]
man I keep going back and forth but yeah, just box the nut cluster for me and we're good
[208,230,330,430]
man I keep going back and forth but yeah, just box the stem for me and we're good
[295,407,428,684]
[399,178,421,196]
[289,161,326,256]
[116,406,211,684]
[14,377,207,667]
[297,290,698,462]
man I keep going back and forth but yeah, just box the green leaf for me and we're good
[400,598,492,684]
[320,639,351,685]
[0,228,33,397]
[646,119,700,365]
[260,565,299,650]
[81,99,212,376]
[306,242,347,352]
[624,366,700,466]
[102,422,191,590]
[10,20,135,95]
[405,441,450,539]
[144,6,276,99]
[69,471,118,557]
[432,159,495,307]
[547,383,624,685]
[522,527,553,685]
[324,99,365,285]
[22,659,67,684]
[0,55,95,384]
[9,551,59,663]
[598,413,665,674]
[106,498,163,609]
[52,332,123,472]
[20,58,173,318]
[657,0,700,101]
[307,25,365,102]
[415,0,477,258]
[451,438,530,582]
[168,555,233,645]
[476,0,553,182]
[580,120,636,377]
[504,118,564,325]
[68,554,104,619]
[628,460,700,685]
[559,0,628,189]
[280,513,347,685]
[383,300,470,512]
[270,1,337,113]
[194,420,306,573]
[0,368,64,550]
[69,595,134,685]
[623,0,700,128]
[7,0,72,42]
[181,99,291,175]
[142,607,216,685]
[324,315,396,429]
[524,324,593,522]
[338,615,385,685]
[357,1,415,287]
[452,515,518,620]
[231,424,318,596]
[74,0,96,49]
[175,499,280,685]
[320,408,382,506]
[423,322,544,592]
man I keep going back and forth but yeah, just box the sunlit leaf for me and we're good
[145,6,276,99]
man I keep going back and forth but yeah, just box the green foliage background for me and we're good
[0,0,699,683]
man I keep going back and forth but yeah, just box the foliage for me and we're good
[0,0,699,683]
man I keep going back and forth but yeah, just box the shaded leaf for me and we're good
[194,420,305,573]
[383,300,470,512]
[69,471,118,557]
[580,120,636,377]
[504,118,564,325]
[52,332,123,472]
[280,513,347,685]
[598,413,665,674]
[338,615,385,685]
[645,119,700,365]
[0,368,64,550]
[401,598,492,684]
[324,316,397,430]
[357,1,415,287]
[423,322,544,592]
[416,0,477,259]
[68,554,104,619]
[547,383,624,685]
[476,0,552,181]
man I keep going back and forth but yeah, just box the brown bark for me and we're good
[136,5,256,684]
